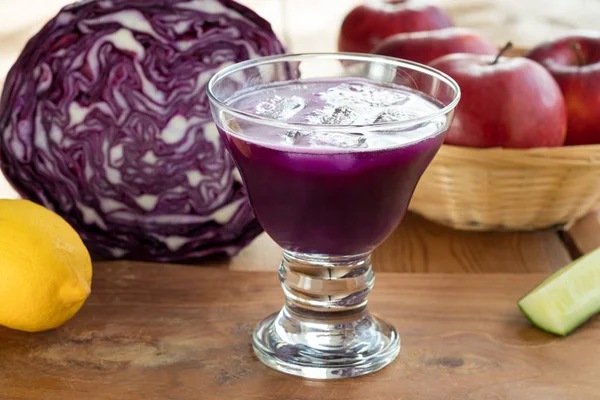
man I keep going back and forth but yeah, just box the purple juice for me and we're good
[221,78,446,255]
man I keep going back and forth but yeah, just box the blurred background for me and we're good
[4,0,600,80]
[1,0,600,198]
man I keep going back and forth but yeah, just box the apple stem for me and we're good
[570,41,585,67]
[492,42,513,65]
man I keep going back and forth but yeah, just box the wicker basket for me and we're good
[409,144,600,231]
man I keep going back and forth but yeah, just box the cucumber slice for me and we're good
[518,247,600,336]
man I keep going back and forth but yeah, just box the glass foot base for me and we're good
[253,307,400,379]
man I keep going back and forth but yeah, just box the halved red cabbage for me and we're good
[0,0,285,261]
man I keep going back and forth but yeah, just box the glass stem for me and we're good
[253,250,399,379]
[280,251,374,319]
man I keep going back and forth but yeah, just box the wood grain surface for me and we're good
[1,261,598,400]
[224,212,571,273]
[566,210,600,256]
[373,213,571,273]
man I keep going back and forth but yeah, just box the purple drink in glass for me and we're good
[208,54,460,379]
[223,78,446,255]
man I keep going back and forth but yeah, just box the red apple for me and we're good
[338,0,454,54]
[373,27,497,65]
[429,45,567,148]
[525,32,600,145]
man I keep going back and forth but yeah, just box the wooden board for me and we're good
[224,213,571,274]
[373,213,570,273]
[1,261,598,400]
[566,210,600,256]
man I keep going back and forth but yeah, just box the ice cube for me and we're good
[349,107,420,125]
[306,105,358,125]
[319,83,409,108]
[309,131,367,148]
[255,95,305,120]
[364,87,409,108]
[373,108,420,124]
[280,130,312,145]
[281,130,302,144]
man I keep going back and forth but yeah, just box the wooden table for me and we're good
[225,212,576,274]
[2,261,599,399]
[1,213,599,399]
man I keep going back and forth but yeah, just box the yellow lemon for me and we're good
[0,199,92,332]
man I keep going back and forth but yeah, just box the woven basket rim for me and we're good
[438,144,600,167]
